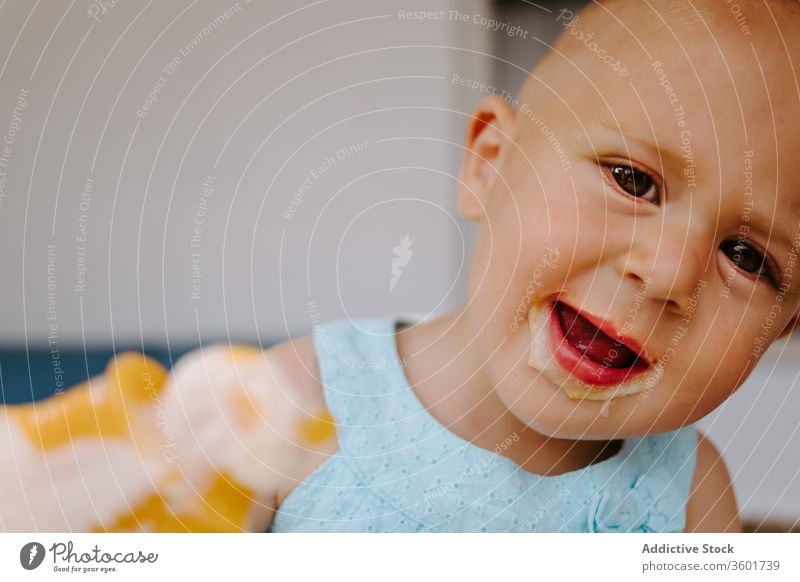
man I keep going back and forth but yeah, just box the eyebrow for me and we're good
[589,113,684,170]
[591,113,798,270]
[744,207,795,263]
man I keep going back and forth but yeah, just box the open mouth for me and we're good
[549,299,650,387]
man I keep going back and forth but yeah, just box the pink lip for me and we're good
[547,299,651,388]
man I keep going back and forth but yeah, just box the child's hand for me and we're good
[0,345,321,532]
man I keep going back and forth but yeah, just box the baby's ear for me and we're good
[457,95,516,221]
[776,311,800,340]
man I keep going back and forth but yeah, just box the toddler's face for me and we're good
[458,1,800,438]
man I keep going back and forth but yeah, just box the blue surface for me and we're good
[0,346,197,404]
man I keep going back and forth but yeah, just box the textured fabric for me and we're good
[269,316,698,532]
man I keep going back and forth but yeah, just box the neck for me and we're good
[396,306,621,475]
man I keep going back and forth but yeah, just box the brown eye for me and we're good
[605,164,661,204]
[720,239,766,276]
[608,164,656,201]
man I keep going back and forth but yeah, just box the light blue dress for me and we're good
[269,316,698,532]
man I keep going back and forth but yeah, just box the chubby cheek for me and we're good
[469,180,580,334]
[652,320,755,427]
[647,367,736,431]
[467,184,600,418]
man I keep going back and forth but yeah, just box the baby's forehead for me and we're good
[526,0,800,144]
[546,0,799,79]
[589,0,799,34]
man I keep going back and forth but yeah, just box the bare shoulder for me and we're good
[684,431,741,532]
[264,336,324,404]
[263,336,339,506]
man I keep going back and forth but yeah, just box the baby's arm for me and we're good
[0,344,329,532]
[684,431,741,532]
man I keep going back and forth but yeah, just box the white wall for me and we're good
[0,0,491,347]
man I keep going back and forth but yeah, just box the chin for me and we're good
[494,371,618,440]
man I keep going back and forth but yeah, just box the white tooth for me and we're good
[527,301,664,401]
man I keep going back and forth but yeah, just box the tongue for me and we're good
[555,302,640,368]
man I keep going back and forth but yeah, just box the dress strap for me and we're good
[311,315,407,404]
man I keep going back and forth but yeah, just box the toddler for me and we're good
[3,0,800,532]
[272,0,800,532]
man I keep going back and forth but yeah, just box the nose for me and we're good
[616,221,710,316]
